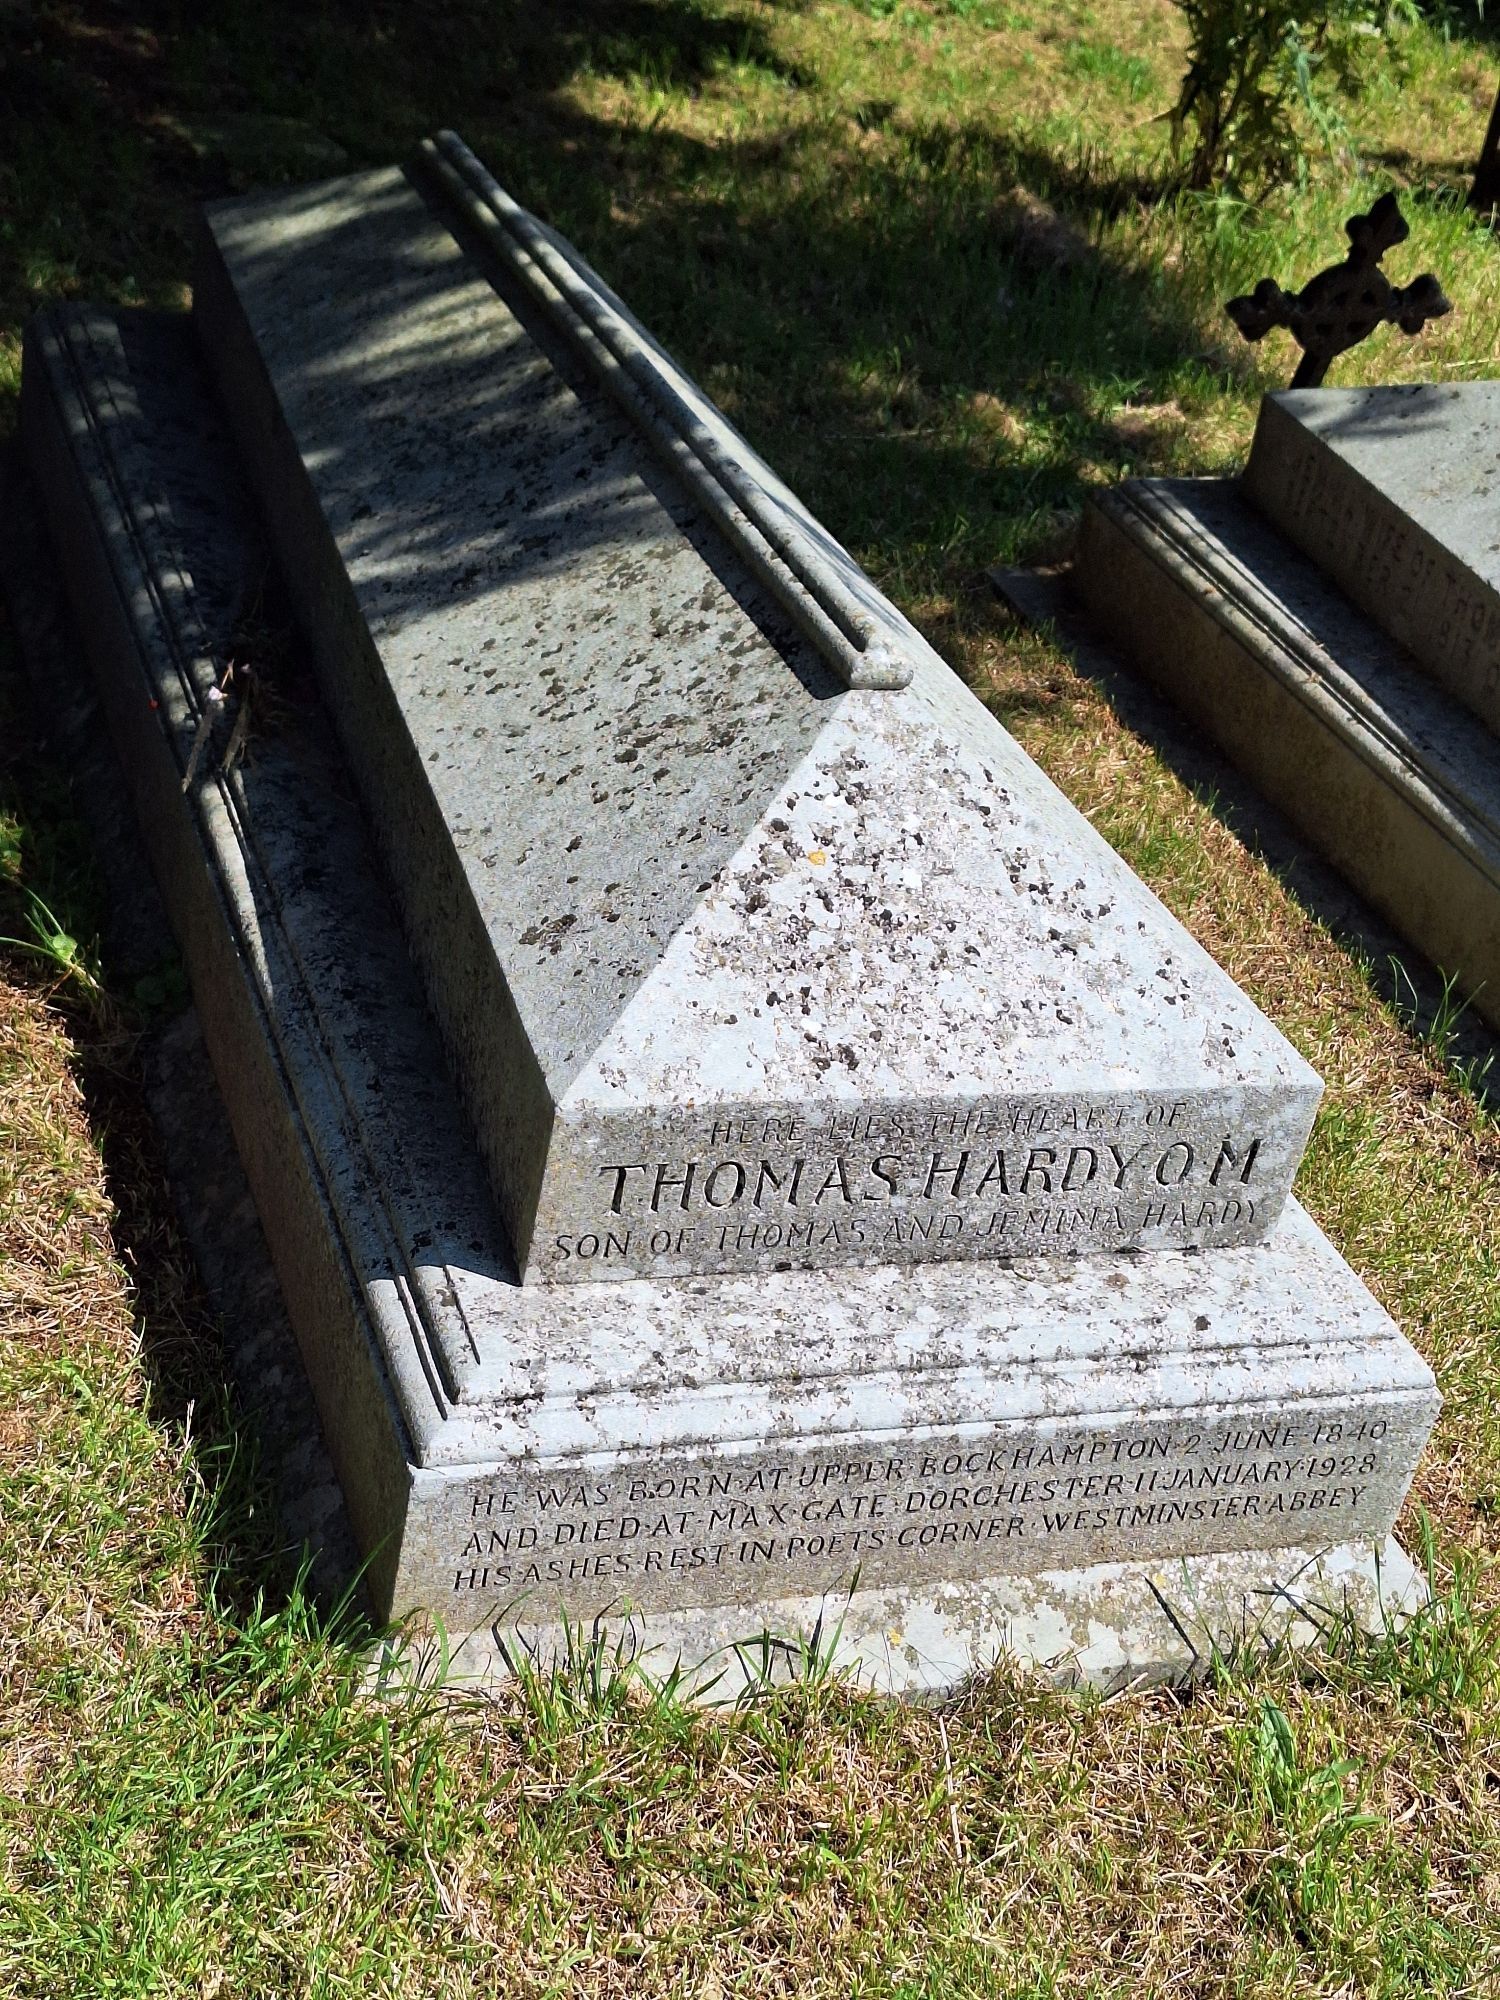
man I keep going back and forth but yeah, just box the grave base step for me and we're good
[415,1537,1424,1695]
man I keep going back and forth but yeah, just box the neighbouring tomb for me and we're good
[1243,384,1500,734]
[1065,386,1500,1034]
[14,136,1438,1689]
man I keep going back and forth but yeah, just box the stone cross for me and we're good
[1225,192,1451,390]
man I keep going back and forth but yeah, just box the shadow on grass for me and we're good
[534,117,1227,574]
[0,453,370,1634]
[1,0,1244,568]
[0,0,809,394]
[1428,0,1500,50]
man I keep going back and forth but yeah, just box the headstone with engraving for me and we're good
[190,145,1319,1285]
[15,136,1438,1689]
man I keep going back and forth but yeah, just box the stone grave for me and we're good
[13,134,1438,1690]
[1056,384,1500,1032]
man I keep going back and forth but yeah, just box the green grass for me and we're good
[6,1,1500,1993]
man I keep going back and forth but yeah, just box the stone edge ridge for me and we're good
[441,1227,1438,1459]
[18,305,480,1437]
[418,129,915,693]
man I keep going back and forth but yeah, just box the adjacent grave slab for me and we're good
[1244,384,1500,734]
[190,156,1321,1284]
[1071,477,1500,1031]
[17,300,1438,1688]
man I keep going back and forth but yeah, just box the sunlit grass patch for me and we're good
[7,1585,1500,1995]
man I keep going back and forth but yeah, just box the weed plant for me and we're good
[1167,0,1422,193]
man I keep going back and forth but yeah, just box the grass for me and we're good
[5,0,1500,1992]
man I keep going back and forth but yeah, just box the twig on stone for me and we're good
[181,680,228,793]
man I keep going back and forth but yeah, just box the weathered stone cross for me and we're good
[1225,192,1451,389]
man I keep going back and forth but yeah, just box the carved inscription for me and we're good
[446,1407,1410,1616]
[547,1098,1275,1272]
[1274,447,1500,713]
